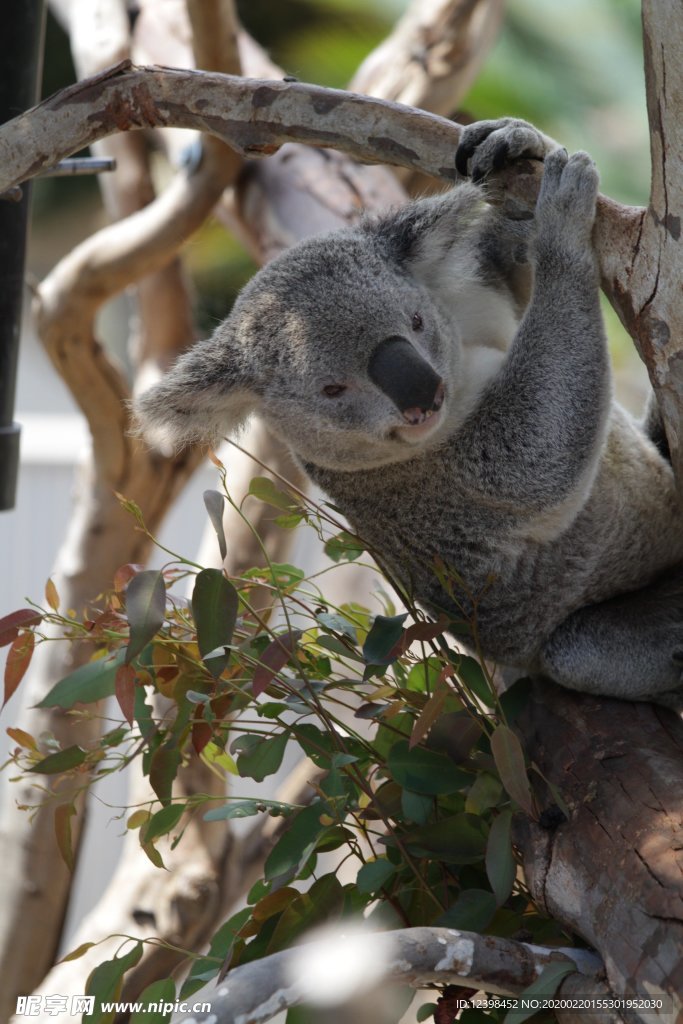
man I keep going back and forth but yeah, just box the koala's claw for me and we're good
[455,117,556,181]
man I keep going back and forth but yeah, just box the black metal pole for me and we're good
[0,2,46,511]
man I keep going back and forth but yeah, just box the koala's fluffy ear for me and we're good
[371,184,486,287]
[133,327,256,452]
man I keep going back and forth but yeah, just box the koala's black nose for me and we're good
[368,336,444,422]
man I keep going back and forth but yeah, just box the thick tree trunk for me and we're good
[516,683,683,1020]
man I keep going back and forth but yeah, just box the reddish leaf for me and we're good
[115,664,136,725]
[0,609,42,648]
[87,609,127,637]
[409,683,448,750]
[45,578,60,612]
[192,720,213,756]
[4,631,35,706]
[394,615,450,657]
[252,630,302,697]
[54,803,77,871]
[113,563,144,594]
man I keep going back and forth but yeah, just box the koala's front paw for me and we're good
[534,148,599,255]
[455,118,557,182]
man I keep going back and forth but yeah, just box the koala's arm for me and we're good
[456,145,609,513]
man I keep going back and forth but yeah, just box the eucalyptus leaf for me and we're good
[125,570,166,664]
[36,651,126,709]
[387,740,471,796]
[363,613,408,664]
[192,568,238,677]
[237,732,288,782]
[203,489,227,561]
[486,809,516,906]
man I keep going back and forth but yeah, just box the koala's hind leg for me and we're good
[538,567,683,709]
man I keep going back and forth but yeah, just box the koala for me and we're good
[135,118,683,709]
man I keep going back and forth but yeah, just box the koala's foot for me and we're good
[539,571,683,710]
[534,148,599,257]
[455,117,558,182]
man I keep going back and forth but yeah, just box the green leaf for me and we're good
[438,889,497,932]
[397,813,487,864]
[324,529,365,563]
[192,568,238,677]
[387,740,471,796]
[28,745,87,774]
[362,613,408,664]
[466,772,504,815]
[266,874,344,955]
[59,941,97,964]
[316,611,358,641]
[356,857,396,894]
[504,962,576,1023]
[499,675,532,724]
[490,725,536,818]
[130,979,176,1023]
[316,634,364,662]
[143,803,185,844]
[455,655,496,707]
[417,1005,438,1023]
[37,650,126,709]
[180,908,252,998]
[203,489,227,562]
[84,942,144,1022]
[264,802,329,882]
[202,741,238,775]
[486,809,516,906]
[243,562,305,590]
[248,476,297,511]
[204,799,290,821]
[401,788,433,824]
[236,732,288,782]
[149,744,181,806]
[125,570,166,664]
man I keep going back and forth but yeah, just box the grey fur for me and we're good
[134,120,683,708]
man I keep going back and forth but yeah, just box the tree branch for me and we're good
[0,64,641,305]
[350,0,505,116]
[175,926,606,1024]
[0,63,460,189]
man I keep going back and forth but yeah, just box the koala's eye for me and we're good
[412,312,423,331]
[322,384,347,398]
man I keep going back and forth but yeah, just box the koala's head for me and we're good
[135,183,493,471]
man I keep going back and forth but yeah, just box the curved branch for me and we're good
[175,926,606,1024]
[0,63,643,309]
[0,62,459,187]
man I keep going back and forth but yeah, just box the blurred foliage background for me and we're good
[31,0,650,406]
